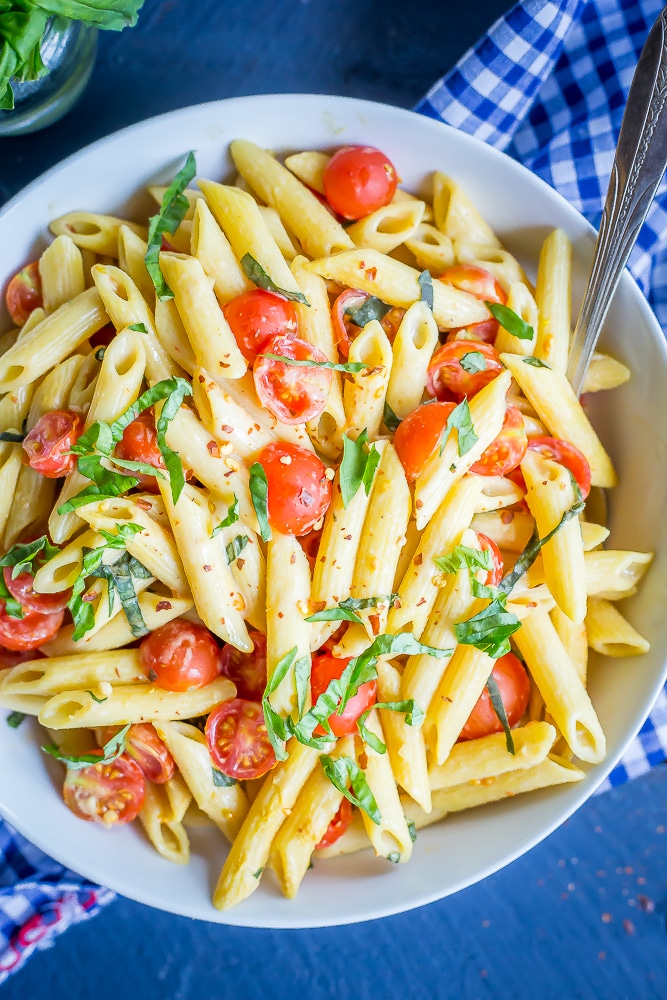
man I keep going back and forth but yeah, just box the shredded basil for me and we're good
[440,398,478,457]
[522,356,550,368]
[417,270,434,310]
[0,572,24,619]
[97,552,151,638]
[339,429,380,509]
[128,323,148,334]
[225,534,249,565]
[261,646,298,761]
[454,598,522,659]
[344,295,391,327]
[85,691,108,704]
[211,495,239,538]
[6,711,25,728]
[261,353,366,374]
[305,594,397,625]
[241,253,309,305]
[459,351,487,374]
[0,536,60,579]
[320,754,381,825]
[387,852,401,863]
[294,655,312,720]
[67,523,144,641]
[434,545,494,577]
[407,818,417,843]
[212,767,238,787]
[485,301,534,341]
[357,700,424,754]
[383,400,402,433]
[94,347,106,361]
[145,152,197,300]
[42,723,131,770]
[486,673,516,754]
[249,463,271,542]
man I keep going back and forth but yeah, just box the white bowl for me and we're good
[0,95,666,928]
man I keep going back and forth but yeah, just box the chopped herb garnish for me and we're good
[128,323,148,334]
[305,594,397,625]
[406,818,417,843]
[434,545,494,577]
[0,571,24,619]
[417,270,434,310]
[485,301,534,341]
[249,463,271,542]
[294,655,312,719]
[522,356,550,368]
[86,691,108,704]
[211,495,239,538]
[454,598,521,659]
[260,353,366,374]
[440,398,478,457]
[344,295,391,327]
[261,646,298,761]
[383,400,402,433]
[6,711,25,728]
[339,429,380,509]
[212,767,237,787]
[253,867,264,879]
[459,351,487,374]
[387,852,401,863]
[357,699,424,754]
[486,673,515,754]
[94,347,106,361]
[42,723,131,770]
[320,754,381,825]
[145,151,197,300]
[225,534,249,565]
[241,253,309,305]
[67,523,144,641]
[0,536,60,579]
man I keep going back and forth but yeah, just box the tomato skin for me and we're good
[22,410,83,478]
[139,620,221,692]
[3,568,71,614]
[459,652,530,741]
[219,630,268,701]
[223,289,298,364]
[300,524,323,571]
[114,410,165,492]
[469,406,527,477]
[323,146,398,220]
[446,320,499,345]
[254,334,332,425]
[257,441,331,536]
[526,436,591,500]
[316,797,353,850]
[393,401,455,482]
[89,324,117,349]
[5,261,42,326]
[63,753,146,826]
[438,264,506,305]
[0,603,63,650]
[97,723,175,784]
[476,532,504,587]
[0,646,42,670]
[206,698,276,780]
[426,341,503,401]
[310,652,377,737]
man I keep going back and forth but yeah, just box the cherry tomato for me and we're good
[393,401,455,482]
[469,405,527,477]
[459,652,530,741]
[316,798,353,850]
[0,603,63,651]
[223,289,298,365]
[254,334,332,425]
[0,647,43,670]
[446,320,499,345]
[89,324,117,349]
[310,652,377,737]
[426,341,504,401]
[22,410,83,479]
[257,441,331,536]
[476,532,504,587]
[139,620,220,692]
[114,410,165,492]
[97,723,175,784]
[331,290,404,358]
[526,437,591,500]
[219,630,268,701]
[63,753,145,826]
[323,145,398,220]
[438,264,506,305]
[206,698,276,780]
[3,569,71,615]
[5,261,42,326]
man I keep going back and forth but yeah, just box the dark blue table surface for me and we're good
[2,2,667,997]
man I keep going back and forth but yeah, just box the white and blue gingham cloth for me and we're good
[2,0,667,979]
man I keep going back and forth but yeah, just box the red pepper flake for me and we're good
[501,510,514,524]
[415,499,423,509]
[221,424,233,433]
[135,498,151,511]
[414,553,423,566]
[81,592,99,603]
[309,600,326,614]
[278,611,284,619]
[207,440,221,457]
[369,613,380,635]
[290,553,296,565]
[198,374,206,383]
[236,558,245,570]
[416,597,426,607]
[365,267,377,280]
[344,534,352,541]
[203,564,212,572]
[155,600,172,612]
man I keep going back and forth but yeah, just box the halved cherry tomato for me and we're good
[0,603,63,650]
[5,261,42,326]
[446,320,499,345]
[139,620,220,692]
[223,289,298,364]
[323,146,398,220]
[426,341,503,401]
[316,798,353,850]
[114,410,165,492]
[89,324,117,349]
[438,264,506,305]
[206,698,276,780]
[22,410,83,478]
[257,441,331,536]
[310,652,377,737]
[331,289,404,358]
[470,405,527,477]
[3,569,71,614]
[254,334,332,425]
[97,723,175,784]
[526,436,591,500]
[0,646,43,670]
[393,401,455,482]
[459,652,530,741]
[219,630,268,701]
[476,532,503,587]
[63,753,145,826]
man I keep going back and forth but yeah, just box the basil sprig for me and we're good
[211,495,239,538]
[357,700,424,754]
[241,253,309,305]
[486,673,515,754]
[417,270,434,310]
[67,522,144,641]
[0,535,59,579]
[344,295,391,327]
[459,351,487,374]
[340,429,380,508]
[319,754,381,825]
[42,723,131,770]
[249,463,271,542]
[485,301,534,341]
[440,398,478,457]
[145,151,197,300]
[305,594,397,626]
[261,353,366,374]
[383,400,402,433]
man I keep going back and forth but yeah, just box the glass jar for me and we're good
[0,19,98,137]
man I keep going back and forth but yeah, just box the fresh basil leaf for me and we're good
[97,523,143,549]
[260,353,366,374]
[155,377,193,503]
[459,351,487,374]
[94,347,106,362]
[406,818,417,843]
[225,534,249,565]
[68,524,145,641]
[145,151,197,300]
[253,867,264,879]
[128,323,147,333]
[0,535,60,578]
[305,606,363,625]
[434,544,493,577]
[498,496,586,597]
[86,691,108,703]
[249,463,271,542]
[344,295,391,327]
[0,429,25,443]
[356,699,424,753]
[485,301,534,341]
[262,646,298,761]
[486,672,515,754]
[357,712,386,754]
[211,495,239,538]
[241,253,309,305]
[70,419,114,457]
[294,655,312,719]
[0,571,24,619]
[440,398,478,457]
[31,1,144,30]
[109,456,166,479]
[387,852,401,863]
[59,463,139,513]
[127,555,152,579]
[417,270,434,310]
[522,356,550,368]
[339,429,380,509]
[6,711,25,728]
[320,754,381,825]
[454,598,522,659]
[339,594,398,611]
[103,552,150,638]
[212,767,237,787]
[42,723,131,771]
[338,633,451,714]
[383,400,402,433]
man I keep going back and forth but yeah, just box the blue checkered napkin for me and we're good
[416,0,667,788]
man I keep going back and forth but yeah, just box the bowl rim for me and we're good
[1,92,666,928]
